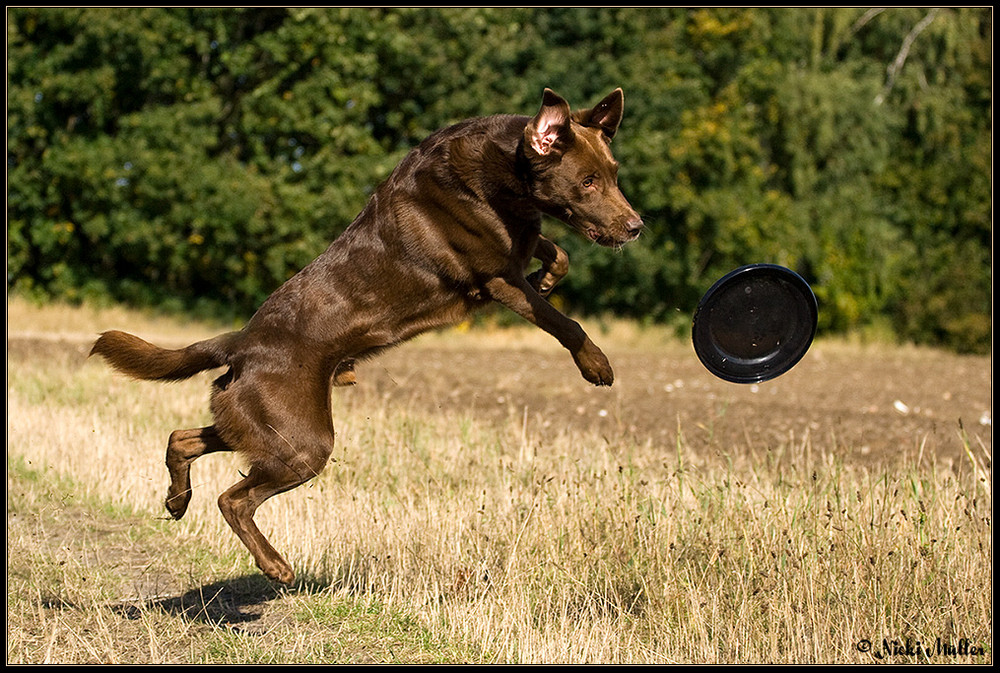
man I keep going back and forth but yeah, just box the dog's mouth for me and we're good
[584,227,613,246]
[563,208,643,248]
[582,224,642,248]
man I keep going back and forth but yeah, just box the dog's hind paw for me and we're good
[164,490,192,520]
[332,360,358,387]
[260,559,296,585]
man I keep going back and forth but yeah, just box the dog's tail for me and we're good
[89,330,241,381]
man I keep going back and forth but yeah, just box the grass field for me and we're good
[6,297,993,663]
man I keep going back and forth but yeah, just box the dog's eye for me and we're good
[582,177,596,188]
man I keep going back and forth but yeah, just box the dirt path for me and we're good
[348,340,991,467]
[7,332,991,466]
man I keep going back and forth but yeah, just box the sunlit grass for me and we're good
[6,299,992,663]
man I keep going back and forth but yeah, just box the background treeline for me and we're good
[7,8,992,353]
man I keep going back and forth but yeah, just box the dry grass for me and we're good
[6,298,993,663]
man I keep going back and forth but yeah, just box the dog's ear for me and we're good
[525,88,573,156]
[576,88,624,140]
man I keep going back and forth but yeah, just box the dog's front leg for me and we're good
[525,235,569,298]
[484,275,613,386]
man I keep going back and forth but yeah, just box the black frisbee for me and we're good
[692,264,817,384]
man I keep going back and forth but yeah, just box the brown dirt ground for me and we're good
[7,332,992,468]
[345,338,991,468]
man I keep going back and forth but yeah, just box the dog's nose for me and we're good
[625,217,643,238]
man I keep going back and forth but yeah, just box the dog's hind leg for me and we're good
[165,426,232,520]
[217,463,319,584]
[208,368,336,584]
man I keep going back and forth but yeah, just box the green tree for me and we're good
[7,8,991,352]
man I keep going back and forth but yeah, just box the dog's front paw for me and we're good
[526,269,558,297]
[574,342,614,386]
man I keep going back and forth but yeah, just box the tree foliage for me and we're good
[7,8,991,352]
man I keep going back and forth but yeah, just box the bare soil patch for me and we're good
[7,333,991,467]
[347,338,991,467]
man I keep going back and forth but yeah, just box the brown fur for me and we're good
[90,88,642,584]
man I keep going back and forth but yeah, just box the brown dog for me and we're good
[90,88,642,584]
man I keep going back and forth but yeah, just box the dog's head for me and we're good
[523,88,643,248]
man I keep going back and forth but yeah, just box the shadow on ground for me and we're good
[109,574,328,626]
